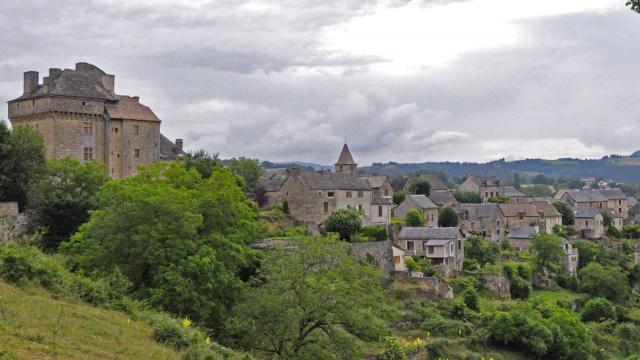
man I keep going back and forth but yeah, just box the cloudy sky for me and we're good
[1,0,639,165]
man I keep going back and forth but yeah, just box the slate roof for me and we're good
[502,186,526,197]
[296,171,370,190]
[372,192,392,205]
[335,143,356,165]
[430,190,457,206]
[531,200,562,217]
[630,203,640,216]
[360,175,388,189]
[159,134,185,160]
[468,175,500,187]
[11,63,118,102]
[596,189,627,200]
[628,197,638,207]
[260,168,290,192]
[409,194,438,209]
[398,227,463,240]
[601,208,624,218]
[425,239,453,246]
[498,203,540,217]
[507,226,539,239]
[572,208,602,218]
[106,95,160,122]
[564,189,608,203]
[454,203,498,220]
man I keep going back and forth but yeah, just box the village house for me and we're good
[359,175,394,199]
[430,190,458,207]
[531,200,562,234]
[602,209,624,231]
[571,208,604,239]
[506,225,539,252]
[7,62,184,179]
[561,188,628,218]
[458,174,501,201]
[498,203,541,230]
[502,186,528,203]
[455,203,504,241]
[394,195,439,227]
[397,227,465,275]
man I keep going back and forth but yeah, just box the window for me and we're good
[357,191,363,198]
[497,229,501,235]
[318,191,322,197]
[482,230,487,237]
[427,246,434,255]
[457,240,461,250]
[112,127,119,133]
[431,213,434,221]
[485,192,489,197]
[378,205,383,217]
[81,101,86,106]
[324,202,329,214]
[619,208,622,213]
[346,191,352,198]
[285,192,289,197]
[83,121,92,135]
[384,189,389,196]
[586,220,589,226]
[407,241,414,251]
[357,204,363,212]
[83,147,93,161]
[490,192,494,197]
[497,220,501,226]
[328,191,335,198]
[619,200,622,205]
[450,244,453,253]
[133,125,139,135]
[496,192,500,196]
[134,148,140,158]
[394,256,401,264]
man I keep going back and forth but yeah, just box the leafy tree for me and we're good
[408,178,431,196]
[463,287,479,311]
[0,122,46,209]
[227,236,387,359]
[392,191,406,205]
[531,233,564,269]
[601,211,613,228]
[572,240,603,269]
[34,158,109,250]
[607,226,622,239]
[581,297,616,322]
[405,257,418,272]
[359,226,387,242]
[567,178,585,189]
[226,157,263,192]
[183,149,221,179]
[628,0,640,13]
[578,262,630,302]
[324,208,361,241]
[405,208,425,227]
[453,190,482,204]
[61,162,258,328]
[465,233,498,266]
[379,337,406,360]
[438,206,458,227]
[532,174,555,185]
[521,184,554,198]
[616,323,640,355]
[553,201,575,226]
[622,224,640,239]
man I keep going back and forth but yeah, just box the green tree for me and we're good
[628,0,640,13]
[531,233,564,269]
[453,190,482,204]
[581,297,616,322]
[601,210,613,227]
[226,157,263,192]
[227,236,387,359]
[324,208,361,241]
[405,208,425,227]
[61,162,258,328]
[572,240,603,269]
[438,206,458,227]
[616,323,640,355]
[392,191,406,205]
[35,158,109,250]
[553,201,575,226]
[408,178,431,196]
[622,224,640,239]
[0,122,46,209]
[465,233,499,266]
[183,149,221,179]
[579,262,630,302]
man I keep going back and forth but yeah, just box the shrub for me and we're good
[426,339,448,359]
[405,257,418,272]
[453,190,482,204]
[581,298,616,322]
[438,206,458,227]
[324,208,362,241]
[393,192,406,205]
[556,275,579,291]
[579,262,630,302]
[359,226,388,242]
[152,324,189,350]
[509,276,531,300]
[463,288,479,311]
[616,323,640,356]
[379,337,406,360]
[405,209,425,227]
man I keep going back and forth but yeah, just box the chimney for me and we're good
[101,74,115,92]
[175,138,183,153]
[23,71,39,94]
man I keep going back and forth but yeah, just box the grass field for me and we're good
[0,281,178,360]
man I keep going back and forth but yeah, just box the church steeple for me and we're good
[335,143,357,175]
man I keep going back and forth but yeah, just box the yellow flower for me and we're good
[182,317,192,328]
[205,337,211,345]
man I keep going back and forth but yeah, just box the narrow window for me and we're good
[83,121,92,135]
[318,191,322,197]
[378,205,383,217]
[133,125,139,135]
[406,241,414,251]
[458,240,461,249]
[83,147,93,161]
[357,191,363,198]
[324,202,329,214]
[346,191,352,198]
[428,246,434,255]
[134,148,140,158]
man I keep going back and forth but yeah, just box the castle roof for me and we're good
[507,226,539,239]
[335,143,356,165]
[467,174,500,187]
[572,207,602,218]
[531,200,562,217]
[106,96,160,122]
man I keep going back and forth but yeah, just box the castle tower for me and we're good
[335,143,357,176]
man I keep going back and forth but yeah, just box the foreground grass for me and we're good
[0,281,178,360]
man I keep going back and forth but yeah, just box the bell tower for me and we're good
[335,143,357,176]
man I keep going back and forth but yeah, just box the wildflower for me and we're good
[205,337,212,345]
[182,317,192,328]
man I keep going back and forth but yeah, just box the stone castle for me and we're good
[7,62,184,178]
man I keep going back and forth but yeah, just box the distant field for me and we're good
[0,281,177,360]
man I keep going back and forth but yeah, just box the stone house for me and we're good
[454,203,504,241]
[397,227,465,275]
[561,239,579,277]
[502,186,528,203]
[506,226,539,252]
[531,200,562,234]
[571,208,604,239]
[394,195,439,227]
[630,203,640,224]
[458,174,501,201]
[360,175,394,199]
[260,168,290,207]
[498,203,541,230]
[561,189,628,218]
[602,209,624,231]
[8,62,184,179]
[430,190,458,207]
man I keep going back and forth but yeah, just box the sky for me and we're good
[0,0,638,165]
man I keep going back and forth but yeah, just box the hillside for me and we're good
[0,281,177,360]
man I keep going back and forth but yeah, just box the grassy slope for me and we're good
[0,281,178,360]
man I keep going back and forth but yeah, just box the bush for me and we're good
[393,192,406,205]
[556,275,579,291]
[152,324,189,350]
[379,337,406,360]
[324,208,362,241]
[463,288,480,311]
[405,209,425,227]
[579,262,630,302]
[426,339,448,359]
[509,276,531,300]
[359,226,388,241]
[581,298,616,322]
[438,206,458,227]
[453,190,482,204]
[405,257,418,272]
